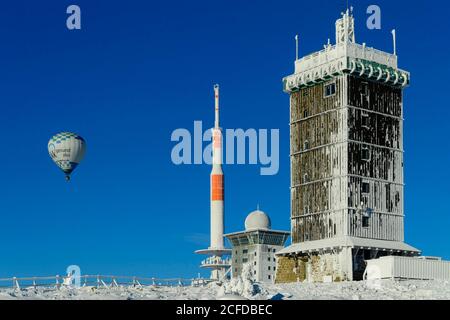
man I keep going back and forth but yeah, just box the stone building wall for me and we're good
[275,249,352,283]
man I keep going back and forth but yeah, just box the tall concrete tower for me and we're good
[210,84,225,249]
[195,84,231,281]
[275,9,420,283]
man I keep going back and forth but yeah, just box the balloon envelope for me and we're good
[48,132,86,179]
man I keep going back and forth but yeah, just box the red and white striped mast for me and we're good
[195,84,231,281]
[210,84,224,249]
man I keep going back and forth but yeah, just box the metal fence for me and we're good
[0,275,213,290]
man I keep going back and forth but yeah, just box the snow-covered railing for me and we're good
[0,275,213,289]
[294,42,398,75]
[201,257,231,267]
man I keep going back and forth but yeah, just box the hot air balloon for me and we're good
[48,132,86,181]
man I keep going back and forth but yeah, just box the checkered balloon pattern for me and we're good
[48,132,86,177]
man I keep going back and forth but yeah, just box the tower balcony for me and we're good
[200,257,231,268]
[283,42,409,93]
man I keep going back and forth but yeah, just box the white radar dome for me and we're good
[244,209,271,231]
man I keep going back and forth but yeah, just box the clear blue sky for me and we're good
[0,0,448,278]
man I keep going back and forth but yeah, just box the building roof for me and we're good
[195,248,232,256]
[225,229,290,247]
[224,229,290,238]
[283,10,409,93]
[276,236,420,255]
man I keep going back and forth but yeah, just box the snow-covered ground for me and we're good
[0,279,449,300]
[262,279,450,300]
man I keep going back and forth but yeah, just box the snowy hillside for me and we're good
[0,279,449,300]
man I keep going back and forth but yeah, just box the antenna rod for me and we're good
[295,34,299,61]
[214,84,219,128]
[391,29,397,56]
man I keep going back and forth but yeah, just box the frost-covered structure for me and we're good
[276,9,420,283]
[225,209,289,283]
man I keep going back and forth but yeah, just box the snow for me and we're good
[0,279,450,300]
[261,279,450,300]
[218,263,262,299]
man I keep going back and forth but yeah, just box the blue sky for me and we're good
[0,0,448,278]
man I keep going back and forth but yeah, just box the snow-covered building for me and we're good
[276,9,421,283]
[225,209,289,283]
[365,256,450,280]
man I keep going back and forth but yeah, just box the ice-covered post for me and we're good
[135,278,142,287]
[391,29,397,56]
[13,277,20,290]
[55,275,60,289]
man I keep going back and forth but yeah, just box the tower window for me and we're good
[243,258,248,263]
[243,249,248,254]
[303,140,309,150]
[268,275,271,280]
[362,112,370,128]
[362,147,370,161]
[360,82,369,95]
[303,109,309,118]
[395,191,401,206]
[303,173,309,183]
[361,182,370,194]
[362,216,369,228]
[324,82,336,97]
[268,266,271,271]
